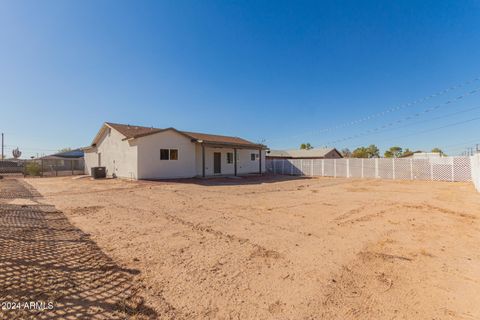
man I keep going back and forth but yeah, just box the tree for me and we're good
[341,148,352,158]
[401,148,414,158]
[384,146,403,158]
[431,148,446,156]
[300,143,313,150]
[367,145,380,158]
[352,145,380,158]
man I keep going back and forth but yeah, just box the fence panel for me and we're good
[266,156,472,182]
[0,160,25,175]
[452,157,472,181]
[348,159,363,178]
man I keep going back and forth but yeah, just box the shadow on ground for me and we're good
[0,179,158,319]
[142,174,314,186]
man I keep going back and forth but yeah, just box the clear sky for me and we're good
[1,0,480,158]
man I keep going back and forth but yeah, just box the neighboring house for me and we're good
[402,152,442,159]
[41,149,85,160]
[83,122,267,179]
[266,148,343,159]
[40,149,85,171]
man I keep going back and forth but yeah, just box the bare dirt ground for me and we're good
[6,175,480,319]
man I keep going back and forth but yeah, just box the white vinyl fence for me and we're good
[471,154,480,191]
[266,156,472,182]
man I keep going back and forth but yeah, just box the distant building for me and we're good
[404,152,442,159]
[40,149,85,160]
[39,149,85,172]
[266,148,343,159]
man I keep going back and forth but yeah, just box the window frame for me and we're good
[226,152,233,164]
[160,149,170,160]
[169,149,178,160]
[251,153,256,161]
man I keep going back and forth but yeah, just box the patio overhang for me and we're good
[193,139,266,178]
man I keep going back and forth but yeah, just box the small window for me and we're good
[227,152,233,164]
[251,153,256,161]
[170,149,178,160]
[160,149,169,160]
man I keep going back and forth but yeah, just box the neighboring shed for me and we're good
[266,148,343,159]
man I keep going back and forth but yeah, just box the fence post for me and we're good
[410,158,413,180]
[311,159,314,176]
[451,157,455,182]
[346,159,350,178]
[322,159,325,176]
[334,159,337,178]
[375,158,379,178]
[300,159,304,176]
[392,158,395,180]
[430,161,433,181]
[361,159,364,178]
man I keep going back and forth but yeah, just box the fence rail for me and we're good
[266,157,472,182]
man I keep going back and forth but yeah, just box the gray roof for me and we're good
[267,148,341,158]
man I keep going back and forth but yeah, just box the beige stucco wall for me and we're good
[195,145,266,176]
[136,130,197,179]
[84,128,138,179]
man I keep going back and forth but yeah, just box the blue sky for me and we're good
[1,0,480,158]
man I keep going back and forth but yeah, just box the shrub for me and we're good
[25,162,42,176]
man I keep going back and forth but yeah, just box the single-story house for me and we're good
[84,122,267,180]
[40,149,85,161]
[39,149,85,173]
[266,148,343,159]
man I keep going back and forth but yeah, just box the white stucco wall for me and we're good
[195,145,266,176]
[84,149,97,175]
[85,128,138,179]
[136,130,197,179]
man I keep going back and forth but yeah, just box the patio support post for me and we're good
[234,148,237,176]
[202,144,206,178]
[259,148,262,175]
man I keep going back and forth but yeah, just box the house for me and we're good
[406,152,443,159]
[39,149,85,174]
[266,148,343,159]
[84,122,267,179]
[40,149,84,161]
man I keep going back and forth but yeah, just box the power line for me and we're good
[316,86,480,147]
[326,105,480,146]
[267,76,480,143]
[386,116,480,141]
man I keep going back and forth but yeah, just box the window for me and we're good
[170,149,178,160]
[227,152,233,164]
[160,149,178,160]
[160,149,169,160]
[251,153,256,161]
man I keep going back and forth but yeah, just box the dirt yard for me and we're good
[5,176,480,319]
